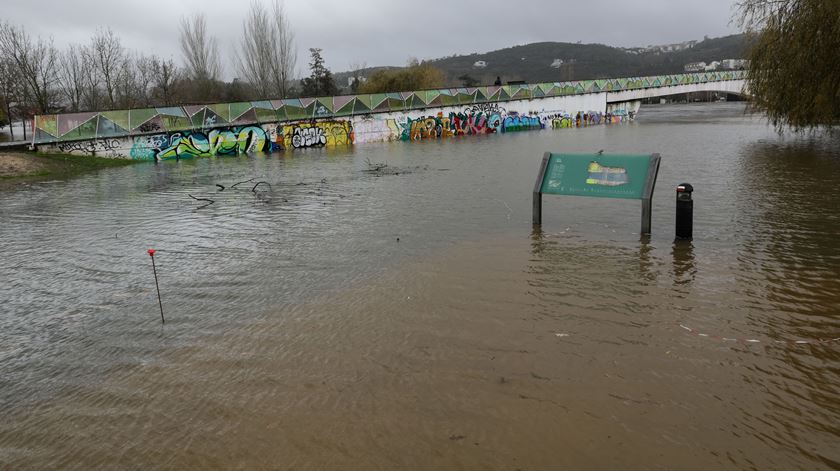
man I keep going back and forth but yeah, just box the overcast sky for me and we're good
[4,0,741,78]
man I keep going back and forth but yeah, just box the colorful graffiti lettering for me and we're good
[551,116,574,129]
[545,111,633,129]
[276,121,353,150]
[130,134,169,160]
[399,111,499,141]
[110,120,356,159]
[292,127,326,148]
[501,113,543,133]
[153,126,269,160]
[399,109,545,141]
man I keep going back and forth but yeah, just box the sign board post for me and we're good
[533,152,661,234]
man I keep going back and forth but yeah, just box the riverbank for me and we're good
[0,152,136,187]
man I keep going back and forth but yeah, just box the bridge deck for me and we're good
[32,71,746,146]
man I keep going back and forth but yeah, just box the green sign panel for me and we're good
[540,153,654,199]
[533,152,661,234]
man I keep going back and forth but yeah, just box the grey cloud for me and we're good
[3,0,740,77]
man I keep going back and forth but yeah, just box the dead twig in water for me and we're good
[188,194,215,209]
[230,178,255,189]
[252,181,272,192]
[364,156,388,173]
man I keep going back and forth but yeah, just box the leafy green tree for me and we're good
[300,48,338,97]
[738,0,840,130]
[358,60,444,93]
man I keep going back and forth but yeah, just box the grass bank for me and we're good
[0,152,138,187]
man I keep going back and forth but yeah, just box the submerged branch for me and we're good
[230,178,255,189]
[188,194,215,209]
[252,181,272,192]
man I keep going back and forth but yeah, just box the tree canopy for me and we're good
[739,0,840,130]
[358,60,444,94]
[300,48,338,97]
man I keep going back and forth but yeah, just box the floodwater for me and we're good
[1,102,839,470]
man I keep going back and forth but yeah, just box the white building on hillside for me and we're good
[684,62,706,72]
[721,59,750,70]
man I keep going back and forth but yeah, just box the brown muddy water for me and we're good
[1,103,839,470]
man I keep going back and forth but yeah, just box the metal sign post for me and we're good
[533,152,661,235]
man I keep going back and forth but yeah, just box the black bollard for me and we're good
[675,183,694,240]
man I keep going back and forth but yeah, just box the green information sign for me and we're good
[533,152,661,234]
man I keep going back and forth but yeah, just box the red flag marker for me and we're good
[148,248,164,323]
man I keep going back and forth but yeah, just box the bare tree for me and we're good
[115,55,138,108]
[125,53,155,108]
[180,14,221,83]
[0,56,22,139]
[77,44,101,111]
[237,0,296,99]
[0,21,58,114]
[271,0,296,98]
[88,28,126,109]
[348,61,367,92]
[57,44,87,112]
[150,56,180,106]
[237,1,275,98]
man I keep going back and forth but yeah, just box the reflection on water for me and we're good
[0,103,839,469]
[671,241,696,285]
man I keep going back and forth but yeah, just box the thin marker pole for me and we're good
[148,249,165,323]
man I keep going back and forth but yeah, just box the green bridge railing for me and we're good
[32,70,746,145]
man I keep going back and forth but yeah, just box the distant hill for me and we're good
[334,34,749,90]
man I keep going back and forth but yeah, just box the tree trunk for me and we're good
[5,103,13,141]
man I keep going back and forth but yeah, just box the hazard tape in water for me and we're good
[676,321,840,346]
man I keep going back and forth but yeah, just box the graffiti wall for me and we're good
[39,120,356,159]
[276,120,353,149]
[36,91,629,159]
[347,92,609,144]
[353,116,403,144]
[33,71,747,149]
[53,138,132,159]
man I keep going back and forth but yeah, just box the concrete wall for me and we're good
[33,71,749,158]
[37,92,639,160]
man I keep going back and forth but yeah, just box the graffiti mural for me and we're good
[130,134,169,160]
[501,113,543,133]
[42,108,633,159]
[546,110,633,130]
[56,138,125,157]
[551,116,575,129]
[35,66,721,158]
[292,127,326,148]
[399,110,494,141]
[275,120,353,150]
[151,126,269,160]
[396,108,547,141]
[34,71,747,147]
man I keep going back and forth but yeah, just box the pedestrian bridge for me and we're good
[32,70,747,159]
